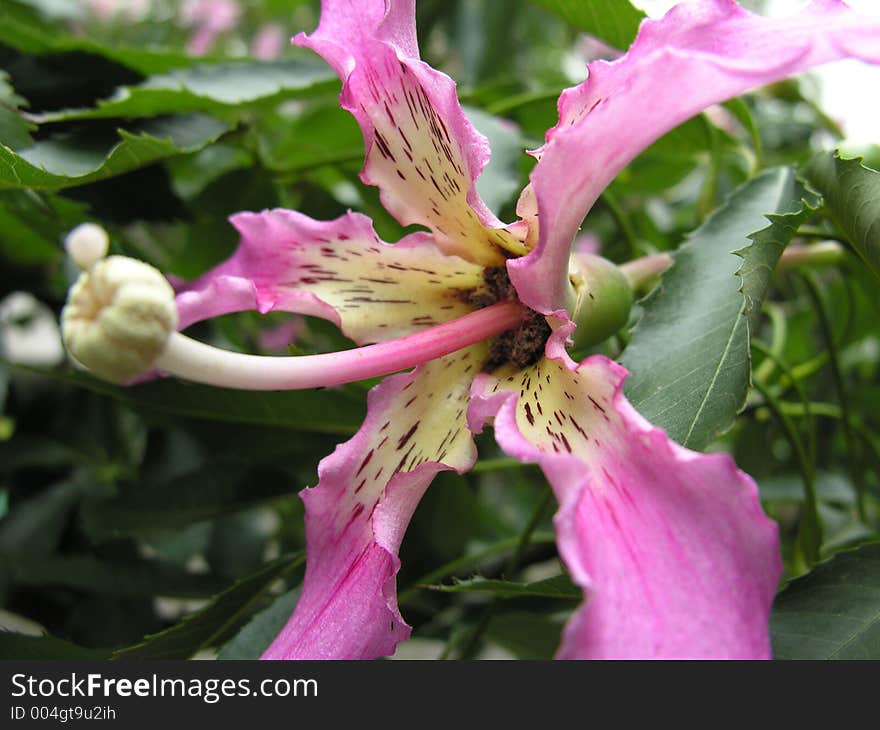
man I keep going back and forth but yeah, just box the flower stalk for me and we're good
[619,253,674,292]
[61,251,523,389]
[154,300,522,390]
[616,241,847,296]
[777,241,845,270]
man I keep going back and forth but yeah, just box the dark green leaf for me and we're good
[0,71,34,150]
[528,0,645,50]
[166,143,253,200]
[622,167,818,450]
[771,543,880,659]
[80,463,299,540]
[207,510,273,581]
[0,435,83,472]
[0,1,194,75]
[145,523,213,570]
[0,357,8,418]
[32,59,336,123]
[10,0,83,21]
[0,190,87,265]
[113,553,304,659]
[0,114,230,190]
[399,531,556,605]
[256,102,363,173]
[11,364,365,434]
[0,632,109,659]
[723,97,763,168]
[485,611,565,659]
[119,378,365,434]
[613,115,737,196]
[759,471,856,505]
[803,151,880,281]
[426,574,580,600]
[0,480,81,555]
[0,324,7,412]
[217,589,299,660]
[0,554,225,598]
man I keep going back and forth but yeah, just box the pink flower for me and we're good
[170,0,880,659]
[182,0,241,57]
[257,318,305,353]
[86,0,150,21]
[251,23,287,61]
[86,0,122,18]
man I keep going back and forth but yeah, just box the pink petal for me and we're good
[187,27,219,57]
[295,0,518,266]
[469,323,781,658]
[182,0,241,56]
[175,272,260,332]
[175,209,487,344]
[263,344,485,660]
[510,0,880,313]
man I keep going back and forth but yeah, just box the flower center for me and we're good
[485,309,552,371]
[464,266,552,371]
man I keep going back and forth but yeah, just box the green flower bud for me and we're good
[568,253,633,349]
[61,256,178,384]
